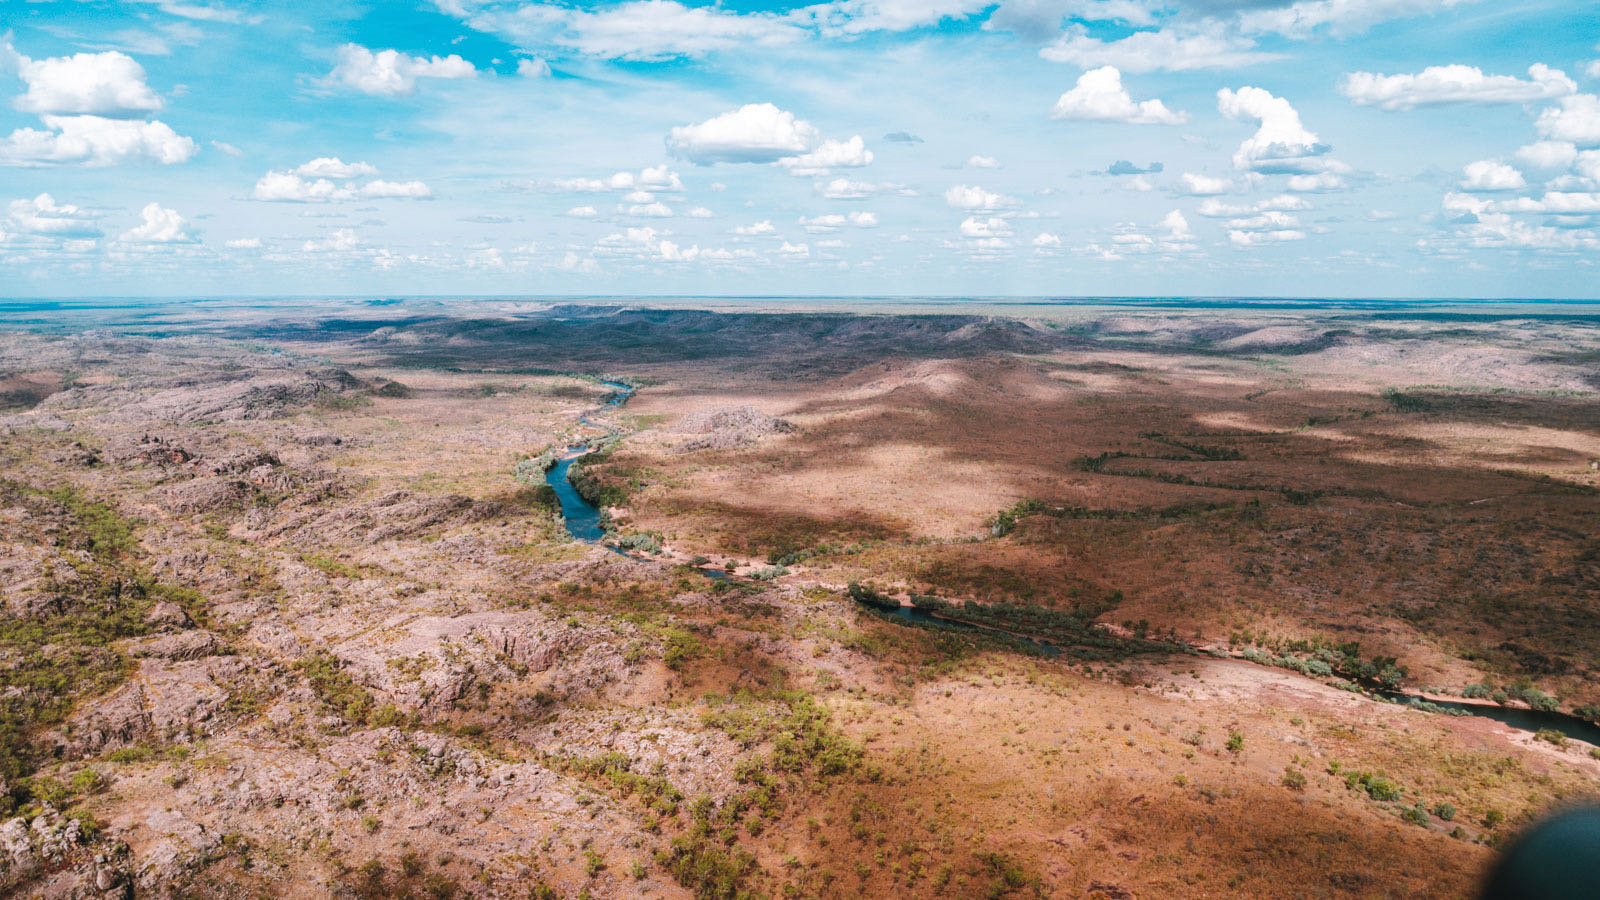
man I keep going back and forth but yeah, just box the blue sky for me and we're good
[1,0,1597,298]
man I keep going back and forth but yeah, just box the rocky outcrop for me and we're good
[50,655,259,758]
[0,806,114,895]
[51,368,362,426]
[269,490,509,544]
[332,609,637,713]
[153,476,252,514]
[673,405,796,452]
[129,630,224,661]
[0,412,71,435]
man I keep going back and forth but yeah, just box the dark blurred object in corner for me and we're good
[1482,806,1600,899]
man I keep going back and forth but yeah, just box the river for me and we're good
[546,381,633,543]
[548,380,1600,747]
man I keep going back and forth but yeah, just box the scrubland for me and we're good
[0,298,1596,898]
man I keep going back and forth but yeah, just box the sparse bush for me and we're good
[1344,770,1401,802]
[618,533,663,554]
[1282,767,1307,791]
[1402,802,1430,827]
[655,834,758,898]
[295,651,376,726]
[1535,728,1568,747]
[513,450,558,484]
[847,582,900,611]
[976,851,1041,898]
[1509,683,1559,712]
[1226,730,1244,755]
[0,482,158,795]
[348,852,457,900]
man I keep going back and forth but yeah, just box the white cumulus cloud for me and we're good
[1051,66,1187,125]
[4,193,103,238]
[295,157,379,179]
[1218,86,1341,175]
[667,103,820,165]
[1198,194,1310,217]
[1515,141,1578,170]
[359,179,431,199]
[818,178,882,199]
[251,161,431,202]
[118,201,198,243]
[777,135,873,174]
[1460,160,1526,192]
[1176,172,1233,195]
[1040,24,1281,73]
[945,184,1020,210]
[1340,64,1575,111]
[327,44,476,97]
[11,46,165,116]
[302,228,361,252]
[1536,94,1600,147]
[0,115,196,167]
[959,216,1014,238]
[1286,172,1347,192]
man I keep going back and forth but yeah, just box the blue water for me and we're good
[544,380,635,542]
[884,605,1061,658]
[542,382,727,582]
[547,450,608,542]
[1380,691,1600,746]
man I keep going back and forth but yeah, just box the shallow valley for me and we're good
[1,298,1597,898]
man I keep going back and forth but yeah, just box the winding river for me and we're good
[543,379,1600,746]
[1379,690,1600,745]
[546,381,633,543]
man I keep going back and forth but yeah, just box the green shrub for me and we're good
[976,851,1041,898]
[1510,684,1559,712]
[295,651,376,726]
[1402,802,1431,827]
[1535,728,1567,747]
[1226,730,1244,754]
[1281,767,1307,790]
[618,533,663,554]
[1344,770,1401,802]
[0,483,157,798]
[655,834,758,899]
[1434,802,1456,821]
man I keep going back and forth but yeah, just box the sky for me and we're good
[1,0,1598,299]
